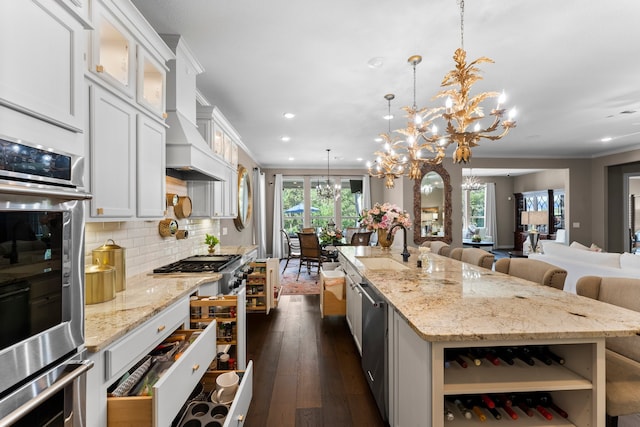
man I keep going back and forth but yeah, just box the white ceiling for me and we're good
[132,0,640,172]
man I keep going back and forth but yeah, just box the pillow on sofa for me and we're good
[570,241,590,251]
[543,241,582,257]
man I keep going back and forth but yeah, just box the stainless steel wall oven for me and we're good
[0,136,92,426]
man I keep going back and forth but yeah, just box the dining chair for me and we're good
[296,232,329,281]
[350,231,373,246]
[280,229,301,273]
[301,227,315,233]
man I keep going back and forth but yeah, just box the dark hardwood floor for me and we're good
[244,294,386,427]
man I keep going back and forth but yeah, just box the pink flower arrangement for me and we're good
[359,202,412,232]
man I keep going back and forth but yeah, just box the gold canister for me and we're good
[85,264,116,305]
[92,239,126,292]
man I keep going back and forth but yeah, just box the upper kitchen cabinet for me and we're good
[85,0,174,221]
[0,0,91,135]
[196,104,240,170]
[88,0,170,121]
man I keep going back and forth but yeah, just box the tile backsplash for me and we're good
[85,218,220,278]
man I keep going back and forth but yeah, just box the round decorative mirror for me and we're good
[413,162,452,244]
[234,165,252,231]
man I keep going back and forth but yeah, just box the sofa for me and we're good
[529,241,640,293]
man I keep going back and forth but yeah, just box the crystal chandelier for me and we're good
[430,0,517,163]
[317,149,340,199]
[395,55,446,180]
[461,168,484,191]
[367,94,408,189]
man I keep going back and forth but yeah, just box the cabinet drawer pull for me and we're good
[96,208,104,215]
[96,65,104,73]
[157,325,165,332]
[192,364,200,372]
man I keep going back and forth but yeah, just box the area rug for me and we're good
[279,259,321,295]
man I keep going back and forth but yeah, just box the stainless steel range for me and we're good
[153,254,245,294]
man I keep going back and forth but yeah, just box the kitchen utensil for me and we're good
[85,262,116,304]
[176,229,189,239]
[159,218,178,237]
[92,239,127,292]
[174,196,192,219]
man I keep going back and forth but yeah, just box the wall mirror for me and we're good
[234,165,252,231]
[413,163,452,244]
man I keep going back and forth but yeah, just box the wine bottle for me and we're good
[536,392,569,418]
[531,345,553,365]
[465,348,482,366]
[451,398,472,419]
[485,406,502,420]
[542,346,566,365]
[495,396,518,420]
[496,347,515,365]
[444,406,455,421]
[483,349,501,366]
[524,395,553,420]
[513,395,534,417]
[480,394,495,409]
[515,346,535,366]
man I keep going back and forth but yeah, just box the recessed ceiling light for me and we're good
[383,114,394,120]
[288,157,295,161]
[281,136,291,142]
[601,137,613,142]
[367,57,384,69]
[283,112,295,119]
[374,137,383,143]
[356,157,363,162]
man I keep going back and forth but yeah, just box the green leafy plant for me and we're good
[205,234,220,247]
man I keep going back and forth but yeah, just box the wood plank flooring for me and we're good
[244,294,386,427]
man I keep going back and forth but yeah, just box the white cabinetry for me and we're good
[341,254,363,355]
[0,0,87,132]
[85,0,173,221]
[88,85,136,218]
[387,308,604,427]
[188,105,242,218]
[137,115,166,217]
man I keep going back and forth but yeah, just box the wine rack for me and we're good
[434,340,600,427]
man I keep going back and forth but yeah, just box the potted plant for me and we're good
[205,233,220,254]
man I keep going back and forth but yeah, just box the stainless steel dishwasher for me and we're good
[359,280,388,422]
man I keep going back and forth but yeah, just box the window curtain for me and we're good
[271,174,284,258]
[361,174,371,214]
[252,168,267,258]
[485,182,498,247]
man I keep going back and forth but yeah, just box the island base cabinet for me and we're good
[389,309,605,427]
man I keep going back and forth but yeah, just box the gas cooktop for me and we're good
[153,254,242,274]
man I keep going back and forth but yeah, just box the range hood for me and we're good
[162,34,221,181]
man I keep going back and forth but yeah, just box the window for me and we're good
[281,176,363,234]
[462,186,486,231]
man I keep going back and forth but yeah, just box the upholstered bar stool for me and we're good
[576,275,640,427]
[449,247,495,270]
[494,258,567,290]
[424,241,451,257]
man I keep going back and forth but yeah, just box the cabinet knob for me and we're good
[96,208,104,215]
[96,64,104,73]
[162,112,168,119]
[192,364,200,372]
[157,325,165,332]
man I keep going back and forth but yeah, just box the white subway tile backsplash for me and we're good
[85,219,221,278]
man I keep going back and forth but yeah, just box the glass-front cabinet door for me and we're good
[137,47,166,118]
[91,5,135,97]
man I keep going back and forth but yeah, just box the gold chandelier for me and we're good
[368,0,517,187]
[431,0,517,163]
[367,94,408,189]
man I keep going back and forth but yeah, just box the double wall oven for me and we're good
[0,136,92,426]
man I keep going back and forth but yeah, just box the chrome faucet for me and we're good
[388,224,410,262]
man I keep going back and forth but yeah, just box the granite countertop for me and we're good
[339,246,640,342]
[84,272,221,353]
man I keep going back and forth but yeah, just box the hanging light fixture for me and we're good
[431,0,517,163]
[367,94,408,189]
[395,55,446,179]
[461,168,484,191]
[317,148,339,199]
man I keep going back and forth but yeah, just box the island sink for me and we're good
[356,257,410,271]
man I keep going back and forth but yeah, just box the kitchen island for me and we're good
[338,246,640,427]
